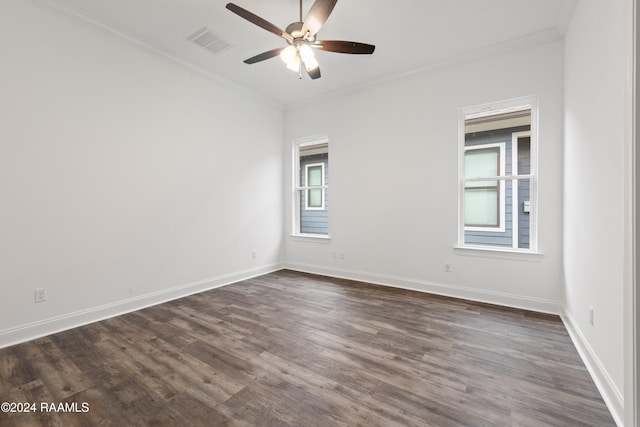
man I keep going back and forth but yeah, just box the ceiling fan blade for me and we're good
[244,47,285,64]
[226,3,293,42]
[305,65,321,80]
[301,0,338,38]
[313,40,375,54]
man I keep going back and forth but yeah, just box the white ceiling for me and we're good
[41,0,577,108]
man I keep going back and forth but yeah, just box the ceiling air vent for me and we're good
[188,27,232,54]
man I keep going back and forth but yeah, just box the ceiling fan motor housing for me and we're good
[286,22,313,41]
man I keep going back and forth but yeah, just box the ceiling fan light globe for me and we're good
[280,45,298,65]
[286,55,301,72]
[304,56,319,71]
[298,43,315,63]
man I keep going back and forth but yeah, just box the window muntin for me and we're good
[294,138,329,236]
[458,97,537,251]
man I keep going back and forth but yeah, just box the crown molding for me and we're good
[285,28,564,111]
[555,0,578,34]
[22,0,284,111]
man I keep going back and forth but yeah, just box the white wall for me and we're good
[0,0,284,346]
[564,0,628,423]
[284,41,565,313]
[628,2,638,425]
[632,1,640,422]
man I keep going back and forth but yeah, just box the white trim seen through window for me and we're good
[305,163,325,210]
[464,142,506,231]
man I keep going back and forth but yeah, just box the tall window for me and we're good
[459,97,537,251]
[294,137,329,236]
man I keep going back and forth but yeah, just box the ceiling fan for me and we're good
[225,0,375,80]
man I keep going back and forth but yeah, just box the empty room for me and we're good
[0,0,637,426]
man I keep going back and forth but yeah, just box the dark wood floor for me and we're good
[0,270,614,426]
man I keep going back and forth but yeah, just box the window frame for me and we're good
[292,135,329,238]
[457,96,539,253]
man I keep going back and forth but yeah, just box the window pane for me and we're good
[308,189,322,208]
[517,136,531,174]
[465,187,498,226]
[308,166,322,186]
[517,178,531,249]
[465,148,499,179]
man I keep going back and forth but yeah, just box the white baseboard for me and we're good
[561,311,624,426]
[284,262,562,314]
[0,263,284,349]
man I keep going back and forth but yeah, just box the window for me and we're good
[458,97,537,251]
[294,137,329,236]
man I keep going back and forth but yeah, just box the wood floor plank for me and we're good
[248,350,421,427]
[0,270,615,426]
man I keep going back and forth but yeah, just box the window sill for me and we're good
[454,245,544,261]
[290,234,331,243]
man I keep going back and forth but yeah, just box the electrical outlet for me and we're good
[251,250,257,259]
[445,263,452,272]
[340,251,345,260]
[332,251,337,259]
[589,306,594,326]
[34,288,47,303]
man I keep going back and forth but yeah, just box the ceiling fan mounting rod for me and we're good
[299,0,303,22]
